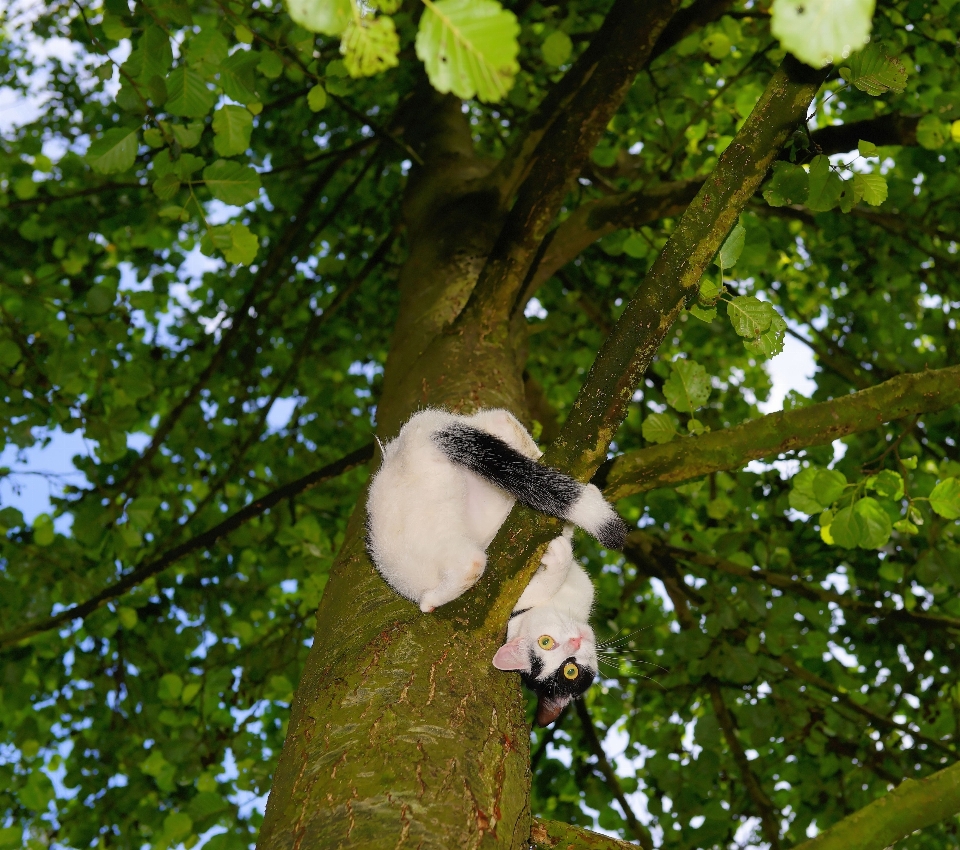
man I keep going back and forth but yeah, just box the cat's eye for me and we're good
[563,663,578,680]
[537,635,556,650]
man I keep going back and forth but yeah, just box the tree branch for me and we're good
[788,760,960,850]
[807,113,919,156]
[707,680,782,849]
[530,819,638,850]
[0,444,374,651]
[599,364,960,501]
[460,0,681,324]
[574,701,654,850]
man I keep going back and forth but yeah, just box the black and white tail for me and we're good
[433,424,627,550]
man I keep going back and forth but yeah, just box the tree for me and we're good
[1,0,960,848]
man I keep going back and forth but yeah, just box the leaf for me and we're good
[806,155,842,212]
[185,29,229,71]
[727,296,774,338]
[689,304,717,323]
[789,467,824,514]
[163,812,193,842]
[642,413,678,444]
[416,0,520,103]
[770,0,875,68]
[663,359,711,413]
[202,160,262,205]
[223,223,259,265]
[854,497,892,548]
[930,478,960,520]
[172,122,203,149]
[165,67,216,118]
[541,31,572,67]
[219,51,259,104]
[892,519,918,535]
[308,84,328,111]
[33,514,54,546]
[870,470,904,500]
[138,26,173,84]
[830,505,862,548]
[153,172,180,200]
[101,14,132,41]
[212,105,254,157]
[341,16,400,78]
[86,127,139,174]
[717,223,745,269]
[763,161,808,207]
[287,0,352,35]
[813,469,847,506]
[258,50,285,79]
[854,172,887,206]
[118,606,138,629]
[235,24,254,44]
[744,311,786,357]
[698,276,722,306]
[838,43,907,95]
[916,114,949,150]
[858,139,878,157]
[158,673,183,700]
[0,340,22,367]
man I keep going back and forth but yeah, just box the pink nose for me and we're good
[569,636,582,650]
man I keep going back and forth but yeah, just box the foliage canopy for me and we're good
[1,0,960,848]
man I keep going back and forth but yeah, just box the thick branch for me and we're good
[600,364,960,501]
[707,680,782,848]
[790,760,960,850]
[0,444,373,650]
[807,113,919,156]
[530,819,638,850]
[461,0,681,324]
[574,701,654,850]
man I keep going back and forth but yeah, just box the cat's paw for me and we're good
[541,536,573,571]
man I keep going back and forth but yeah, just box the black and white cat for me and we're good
[366,408,626,724]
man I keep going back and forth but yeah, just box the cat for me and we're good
[365,407,626,724]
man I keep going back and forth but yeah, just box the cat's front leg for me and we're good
[515,533,574,609]
[419,549,487,613]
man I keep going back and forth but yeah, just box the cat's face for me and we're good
[492,614,597,725]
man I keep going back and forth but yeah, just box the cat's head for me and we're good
[492,611,597,725]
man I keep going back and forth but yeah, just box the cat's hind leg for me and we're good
[419,545,487,613]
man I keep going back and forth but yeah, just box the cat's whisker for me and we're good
[598,625,654,649]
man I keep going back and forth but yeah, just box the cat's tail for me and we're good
[433,424,627,550]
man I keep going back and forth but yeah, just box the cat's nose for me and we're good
[569,636,582,650]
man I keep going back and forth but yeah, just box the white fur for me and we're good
[366,408,544,613]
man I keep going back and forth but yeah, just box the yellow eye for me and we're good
[564,663,578,680]
[537,635,556,650]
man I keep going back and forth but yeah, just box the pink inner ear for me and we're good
[492,638,529,671]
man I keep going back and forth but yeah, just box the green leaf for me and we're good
[743,311,786,357]
[663,359,711,413]
[789,467,824,514]
[308,84,328,111]
[118,606,138,629]
[806,155,842,212]
[717,223,745,269]
[854,497,892,549]
[416,0,520,103]
[930,478,960,519]
[813,469,847,506]
[642,413,678,445]
[763,161,808,207]
[892,519,918,535]
[0,827,21,848]
[33,513,54,546]
[202,160,262,205]
[0,339,22,367]
[258,49,285,80]
[172,122,204,149]
[858,139,878,157]
[830,505,862,548]
[101,14,132,41]
[165,67,216,117]
[185,29,229,71]
[870,470,904,500]
[727,296,774,338]
[689,304,717,323]
[770,0,874,68]
[86,127,139,174]
[701,32,731,61]
[212,105,254,157]
[839,43,907,95]
[287,0,352,35]
[917,114,949,150]
[235,24,254,44]
[878,559,905,580]
[163,812,193,842]
[138,26,173,84]
[341,16,400,78]
[698,276,722,306]
[223,223,259,265]
[541,30,572,67]
[153,172,181,200]
[218,51,259,104]
[853,172,887,206]
[158,673,183,701]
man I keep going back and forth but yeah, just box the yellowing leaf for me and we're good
[287,0,352,35]
[341,16,400,78]
[308,84,328,112]
[416,0,520,103]
[771,0,875,68]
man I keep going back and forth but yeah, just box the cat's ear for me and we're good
[536,696,569,726]
[492,638,530,671]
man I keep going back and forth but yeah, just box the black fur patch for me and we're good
[596,517,627,551]
[433,424,581,518]
[520,652,595,702]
